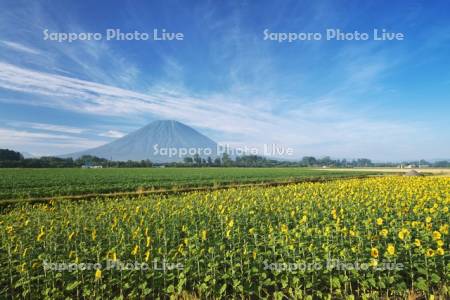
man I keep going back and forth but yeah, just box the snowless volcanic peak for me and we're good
[64,120,218,162]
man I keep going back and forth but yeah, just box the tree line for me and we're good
[181,154,450,168]
[1,149,449,168]
[0,149,152,168]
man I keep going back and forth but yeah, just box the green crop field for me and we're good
[1,176,448,299]
[0,168,378,201]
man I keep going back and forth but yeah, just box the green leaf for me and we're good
[219,283,227,295]
[415,279,428,291]
[332,276,341,288]
[166,285,175,294]
[430,273,441,284]
[66,281,81,291]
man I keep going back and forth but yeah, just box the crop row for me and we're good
[0,167,375,200]
[0,176,448,299]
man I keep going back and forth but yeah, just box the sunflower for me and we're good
[425,248,435,257]
[300,215,307,224]
[432,231,441,240]
[414,239,421,247]
[387,244,395,256]
[110,252,117,262]
[95,268,102,281]
[370,258,378,267]
[131,244,139,256]
[380,228,388,238]
[398,228,409,240]
[228,219,234,228]
[144,250,151,262]
[331,208,337,219]
[371,247,379,258]
[376,218,383,225]
[36,227,45,241]
[436,248,444,256]
[412,221,420,228]
[439,224,448,234]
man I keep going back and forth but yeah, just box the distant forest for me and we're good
[1,148,449,168]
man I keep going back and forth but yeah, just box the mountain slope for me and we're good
[20,152,37,159]
[64,120,218,162]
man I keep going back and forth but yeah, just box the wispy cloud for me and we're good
[0,61,274,134]
[0,2,142,89]
[0,61,430,160]
[9,121,85,134]
[0,127,104,155]
[1,41,41,55]
[1,1,448,160]
[99,130,125,138]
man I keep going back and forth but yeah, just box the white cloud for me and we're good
[99,130,125,138]
[1,41,41,55]
[0,127,104,156]
[0,62,275,135]
[0,127,74,141]
[0,1,447,161]
[9,121,85,134]
[0,63,441,161]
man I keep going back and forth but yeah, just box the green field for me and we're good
[0,168,378,200]
[1,176,448,299]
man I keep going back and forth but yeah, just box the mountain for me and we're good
[64,120,218,162]
[20,151,37,159]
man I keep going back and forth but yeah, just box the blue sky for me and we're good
[0,0,449,161]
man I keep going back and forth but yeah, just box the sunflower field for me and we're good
[1,176,448,299]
